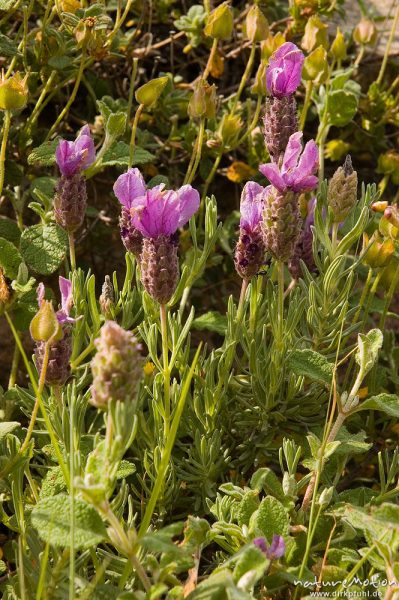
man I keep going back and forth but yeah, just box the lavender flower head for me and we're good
[114,168,200,304]
[260,132,318,194]
[55,125,96,178]
[54,125,95,233]
[266,42,304,98]
[253,535,285,560]
[234,182,267,279]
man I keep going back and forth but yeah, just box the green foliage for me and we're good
[20,223,68,274]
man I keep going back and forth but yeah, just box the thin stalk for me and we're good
[3,312,70,487]
[24,71,57,136]
[160,304,170,439]
[203,38,218,81]
[276,261,285,351]
[8,343,20,388]
[352,268,373,325]
[70,339,95,369]
[128,103,144,168]
[377,2,399,86]
[231,44,256,113]
[0,110,12,199]
[299,81,313,130]
[235,95,262,146]
[47,44,87,139]
[201,147,224,201]
[138,345,201,538]
[68,232,76,271]
[36,543,50,600]
[69,393,75,600]
[126,58,139,134]
[184,118,205,185]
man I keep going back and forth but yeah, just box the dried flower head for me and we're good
[235,182,267,279]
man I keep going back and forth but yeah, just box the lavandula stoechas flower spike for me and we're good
[327,155,358,223]
[114,168,145,257]
[114,168,200,304]
[54,125,95,232]
[264,42,304,164]
[90,321,143,410]
[234,182,267,279]
[34,277,75,386]
[260,132,318,262]
[289,198,317,280]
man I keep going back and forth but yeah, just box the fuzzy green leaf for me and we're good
[353,393,399,418]
[193,311,228,336]
[328,90,358,127]
[31,493,107,549]
[0,217,21,246]
[27,139,59,166]
[0,237,23,279]
[250,496,289,541]
[0,421,20,439]
[355,329,383,375]
[20,224,68,275]
[287,349,334,385]
[106,112,127,138]
[102,142,155,168]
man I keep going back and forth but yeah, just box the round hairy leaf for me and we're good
[250,496,289,541]
[0,237,23,279]
[31,493,107,549]
[20,224,68,275]
[0,217,21,246]
[328,90,358,127]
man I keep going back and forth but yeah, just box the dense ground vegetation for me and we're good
[1,0,399,598]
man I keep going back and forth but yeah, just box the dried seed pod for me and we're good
[262,188,302,262]
[140,235,179,304]
[99,275,115,320]
[327,155,358,223]
[263,96,298,163]
[54,173,87,233]
[234,226,266,279]
[90,321,143,410]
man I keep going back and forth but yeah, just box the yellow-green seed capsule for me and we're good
[188,80,217,119]
[251,62,267,96]
[218,113,242,147]
[135,76,169,108]
[301,15,329,52]
[260,32,285,61]
[362,233,394,269]
[204,2,233,40]
[30,301,63,343]
[0,72,28,111]
[302,46,329,84]
[330,28,347,61]
[245,5,269,43]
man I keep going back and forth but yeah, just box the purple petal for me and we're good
[59,276,72,316]
[266,535,285,560]
[55,140,80,177]
[282,132,303,172]
[266,42,304,97]
[113,168,147,209]
[55,125,96,177]
[176,185,200,229]
[253,537,267,553]
[37,283,45,306]
[297,140,319,177]
[132,189,177,237]
[240,181,265,230]
[74,128,96,171]
[259,163,286,192]
[291,175,319,193]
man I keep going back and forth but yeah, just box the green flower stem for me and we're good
[203,38,218,81]
[126,58,139,134]
[24,70,57,138]
[70,338,95,369]
[8,343,20,389]
[69,232,76,272]
[231,44,256,113]
[160,303,171,439]
[201,146,224,202]
[137,345,202,538]
[46,44,88,140]
[276,261,285,351]
[352,268,373,326]
[300,81,314,130]
[376,2,399,86]
[235,94,262,147]
[107,0,134,46]
[0,110,12,200]
[184,118,205,185]
[69,392,75,600]
[3,312,70,488]
[128,103,145,169]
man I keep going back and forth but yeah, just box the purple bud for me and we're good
[259,132,318,194]
[253,535,285,560]
[55,125,96,178]
[266,42,304,98]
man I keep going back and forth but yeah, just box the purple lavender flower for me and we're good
[266,42,304,98]
[259,132,318,194]
[253,535,285,560]
[55,125,96,178]
[234,182,267,279]
[37,278,75,325]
